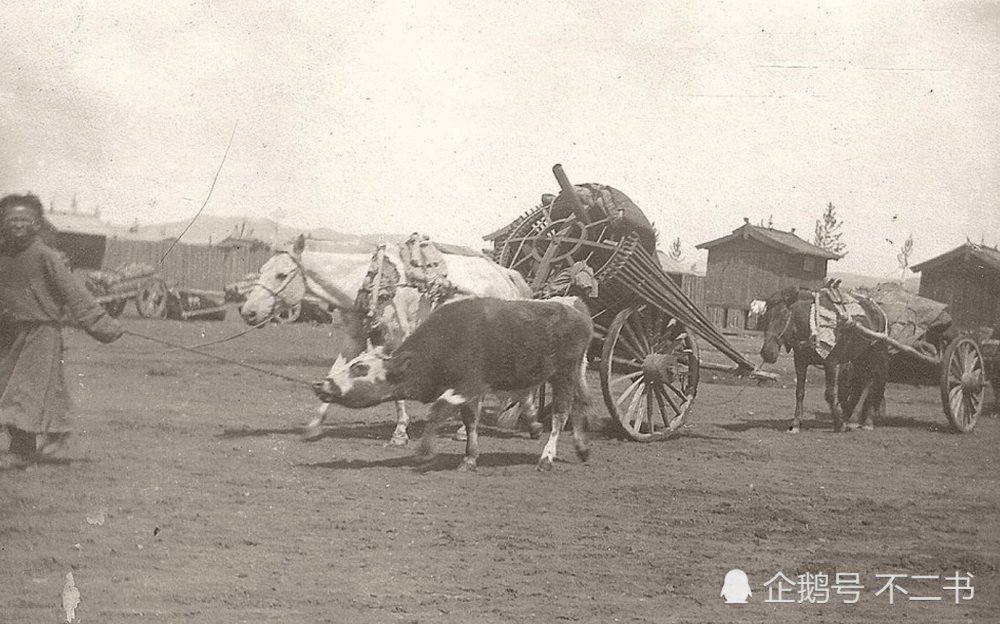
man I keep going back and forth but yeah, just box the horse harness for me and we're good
[355,234,459,345]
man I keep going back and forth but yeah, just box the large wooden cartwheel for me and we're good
[599,305,700,441]
[497,211,626,292]
[135,279,168,319]
[940,336,986,432]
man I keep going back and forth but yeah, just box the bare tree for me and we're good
[896,233,914,283]
[668,237,683,262]
[814,202,847,256]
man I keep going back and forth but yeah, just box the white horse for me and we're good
[240,235,532,445]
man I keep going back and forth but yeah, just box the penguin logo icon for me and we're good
[721,569,752,604]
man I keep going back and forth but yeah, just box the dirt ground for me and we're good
[2,311,997,624]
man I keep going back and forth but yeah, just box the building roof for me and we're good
[216,233,271,249]
[695,221,841,259]
[910,242,1000,274]
[44,211,117,237]
[656,251,698,275]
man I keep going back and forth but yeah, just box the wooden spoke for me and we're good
[609,368,643,389]
[658,381,682,414]
[623,314,651,355]
[624,382,645,429]
[618,322,649,360]
[652,384,670,422]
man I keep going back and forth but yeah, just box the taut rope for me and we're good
[122,328,314,387]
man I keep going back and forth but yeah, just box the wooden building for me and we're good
[44,211,117,270]
[696,219,840,330]
[656,251,705,311]
[911,243,1000,330]
[216,233,272,252]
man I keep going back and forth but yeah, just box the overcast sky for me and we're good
[2,1,997,278]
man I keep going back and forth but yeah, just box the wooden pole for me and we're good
[698,360,779,382]
[843,321,941,368]
[551,164,591,224]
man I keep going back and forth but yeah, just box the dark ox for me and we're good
[313,297,593,472]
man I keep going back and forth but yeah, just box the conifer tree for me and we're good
[813,202,847,256]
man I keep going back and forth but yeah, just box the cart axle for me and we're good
[642,354,676,384]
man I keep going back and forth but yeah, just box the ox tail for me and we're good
[573,354,592,411]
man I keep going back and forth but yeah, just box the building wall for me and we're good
[919,261,1000,330]
[703,238,828,329]
[102,238,274,292]
[662,272,705,311]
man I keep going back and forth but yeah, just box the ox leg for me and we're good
[861,350,888,431]
[844,381,872,431]
[416,390,464,466]
[538,410,566,472]
[519,389,543,440]
[388,400,410,446]
[457,398,481,472]
[302,403,331,441]
[538,377,588,471]
[789,352,809,434]
[824,363,846,433]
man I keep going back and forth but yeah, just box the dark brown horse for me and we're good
[759,285,888,433]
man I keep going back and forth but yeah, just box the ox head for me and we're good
[240,236,308,325]
[313,347,408,408]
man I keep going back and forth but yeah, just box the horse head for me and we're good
[239,236,308,325]
[759,286,811,364]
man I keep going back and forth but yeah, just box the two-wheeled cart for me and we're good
[842,306,996,433]
[489,165,769,441]
[85,263,170,319]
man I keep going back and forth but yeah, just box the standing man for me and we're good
[0,193,123,469]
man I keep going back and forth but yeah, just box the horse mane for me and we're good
[765,285,813,308]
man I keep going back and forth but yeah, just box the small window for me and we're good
[802,257,818,273]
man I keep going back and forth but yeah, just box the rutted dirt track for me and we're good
[2,314,997,623]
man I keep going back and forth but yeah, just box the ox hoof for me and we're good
[457,459,477,472]
[537,457,554,472]
[786,426,800,434]
[386,435,409,447]
[861,424,874,431]
[575,446,591,463]
[844,423,861,432]
[452,428,468,442]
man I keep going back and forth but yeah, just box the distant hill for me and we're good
[116,215,407,252]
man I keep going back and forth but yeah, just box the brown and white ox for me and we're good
[239,235,532,445]
[313,297,594,472]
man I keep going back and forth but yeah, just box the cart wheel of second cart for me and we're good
[941,336,986,433]
[135,279,168,319]
[600,305,700,441]
[103,299,127,318]
[274,302,302,324]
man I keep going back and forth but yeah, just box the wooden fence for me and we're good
[102,239,274,292]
